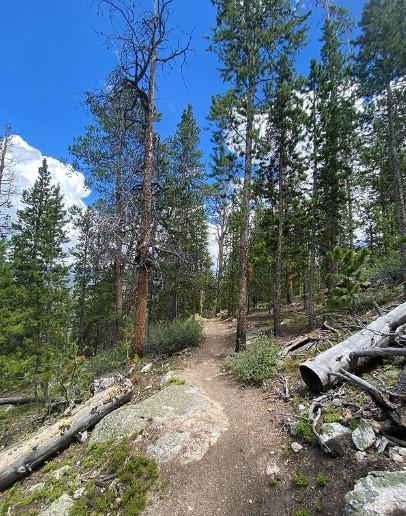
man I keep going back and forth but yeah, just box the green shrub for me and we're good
[295,417,315,443]
[292,471,309,487]
[316,472,328,487]
[224,336,279,385]
[144,318,202,355]
[70,438,157,516]
[366,252,403,285]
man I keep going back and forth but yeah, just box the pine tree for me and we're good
[315,10,355,293]
[155,105,212,319]
[10,159,69,393]
[210,0,307,350]
[355,0,406,298]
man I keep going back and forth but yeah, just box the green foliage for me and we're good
[224,336,279,385]
[144,318,202,356]
[165,376,185,386]
[316,472,329,487]
[71,438,158,516]
[0,160,70,394]
[327,246,370,312]
[291,471,309,487]
[323,405,341,424]
[295,417,316,443]
[293,510,309,516]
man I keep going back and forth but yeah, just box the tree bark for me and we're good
[273,149,285,337]
[300,301,406,391]
[0,381,133,490]
[307,86,319,330]
[387,84,406,300]
[215,211,226,315]
[236,80,254,352]
[114,107,125,340]
[132,43,156,357]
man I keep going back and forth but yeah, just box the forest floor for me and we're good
[144,314,391,516]
[0,303,400,515]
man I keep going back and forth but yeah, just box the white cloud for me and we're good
[2,135,90,254]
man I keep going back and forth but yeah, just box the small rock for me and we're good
[288,420,299,436]
[265,462,281,480]
[345,470,406,515]
[73,487,85,499]
[320,422,351,457]
[39,494,74,516]
[53,464,71,480]
[352,421,376,451]
[28,482,45,492]
[291,442,303,453]
[355,451,367,464]
[141,363,153,373]
[389,447,406,464]
[144,385,152,390]
[297,404,306,413]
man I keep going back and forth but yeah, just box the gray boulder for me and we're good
[319,422,351,456]
[90,384,228,465]
[352,421,376,451]
[39,494,74,516]
[345,471,406,515]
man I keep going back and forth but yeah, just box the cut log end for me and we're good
[299,364,323,392]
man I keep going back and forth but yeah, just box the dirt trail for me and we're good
[145,318,291,516]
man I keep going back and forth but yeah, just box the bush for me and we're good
[366,252,403,285]
[224,336,279,385]
[144,318,202,356]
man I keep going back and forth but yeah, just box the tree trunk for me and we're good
[235,81,254,352]
[114,112,124,341]
[273,149,285,337]
[307,87,319,330]
[132,47,156,357]
[215,217,226,315]
[300,301,406,391]
[0,381,133,490]
[286,261,293,305]
[387,84,406,300]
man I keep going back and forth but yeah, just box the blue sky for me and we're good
[0,0,365,176]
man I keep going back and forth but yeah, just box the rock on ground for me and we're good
[352,421,376,451]
[38,494,74,516]
[320,422,351,443]
[90,384,228,465]
[345,471,406,515]
[319,422,352,456]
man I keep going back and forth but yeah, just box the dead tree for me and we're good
[300,301,406,391]
[0,380,133,490]
[99,0,190,356]
[0,124,18,235]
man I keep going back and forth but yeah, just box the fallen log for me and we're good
[281,336,319,357]
[0,379,133,491]
[349,348,406,359]
[0,396,37,406]
[300,301,406,392]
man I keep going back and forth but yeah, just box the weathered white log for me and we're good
[300,301,406,392]
[0,380,133,490]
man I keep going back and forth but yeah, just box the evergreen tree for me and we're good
[210,0,307,350]
[9,159,69,395]
[155,105,212,319]
[355,0,406,298]
[317,11,356,293]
